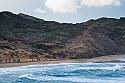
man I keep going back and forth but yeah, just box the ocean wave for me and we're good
[0,63,124,75]
[18,74,125,83]
[74,64,125,71]
[1,63,125,83]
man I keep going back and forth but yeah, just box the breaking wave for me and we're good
[0,63,125,83]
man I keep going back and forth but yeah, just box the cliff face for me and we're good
[0,11,125,62]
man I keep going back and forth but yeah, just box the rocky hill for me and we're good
[0,11,125,63]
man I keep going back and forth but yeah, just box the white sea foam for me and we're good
[76,64,124,71]
[0,62,125,83]
[0,63,124,74]
[19,74,125,83]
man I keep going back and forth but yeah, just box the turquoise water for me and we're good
[0,63,125,83]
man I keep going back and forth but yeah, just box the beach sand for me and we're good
[0,54,125,68]
[0,59,87,68]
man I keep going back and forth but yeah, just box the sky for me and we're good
[0,0,125,23]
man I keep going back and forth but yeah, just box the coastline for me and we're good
[0,59,88,68]
[0,54,125,68]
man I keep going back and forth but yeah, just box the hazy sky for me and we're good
[0,0,125,23]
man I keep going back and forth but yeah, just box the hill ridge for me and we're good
[0,11,125,63]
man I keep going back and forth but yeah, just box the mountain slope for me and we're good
[0,11,125,62]
[63,19,125,58]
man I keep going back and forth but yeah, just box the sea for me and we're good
[0,63,125,83]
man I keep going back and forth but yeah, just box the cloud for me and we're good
[80,0,121,7]
[45,0,79,13]
[0,0,122,14]
[45,0,122,13]
[35,8,46,14]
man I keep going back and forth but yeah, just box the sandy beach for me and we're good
[0,59,87,68]
[0,54,125,68]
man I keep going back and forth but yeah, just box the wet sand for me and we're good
[0,54,125,68]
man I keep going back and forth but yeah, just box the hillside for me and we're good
[0,11,125,63]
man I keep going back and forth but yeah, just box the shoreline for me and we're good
[0,59,125,68]
[0,54,125,68]
[0,59,88,68]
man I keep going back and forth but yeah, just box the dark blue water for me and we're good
[0,63,125,83]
